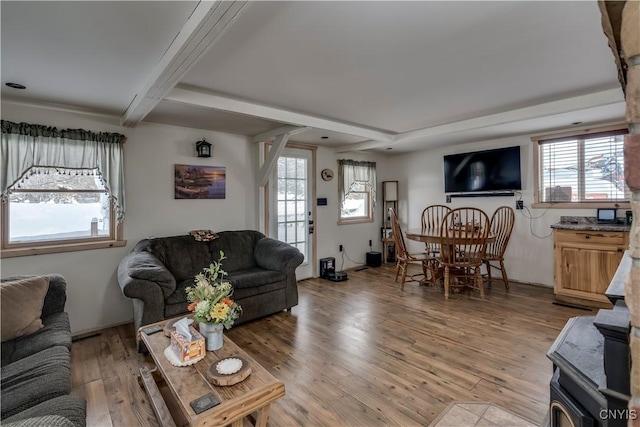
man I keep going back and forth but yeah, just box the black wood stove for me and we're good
[547,252,632,427]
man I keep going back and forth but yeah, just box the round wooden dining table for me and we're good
[405,228,496,297]
[405,228,496,245]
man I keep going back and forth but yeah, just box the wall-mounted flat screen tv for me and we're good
[444,146,522,194]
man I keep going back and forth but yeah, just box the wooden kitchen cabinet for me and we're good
[553,229,629,308]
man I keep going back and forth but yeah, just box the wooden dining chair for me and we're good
[389,208,430,290]
[421,204,451,254]
[483,206,515,290]
[439,207,490,299]
[420,205,451,285]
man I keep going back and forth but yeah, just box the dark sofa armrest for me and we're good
[117,251,177,299]
[254,238,304,272]
[117,252,177,330]
[42,274,67,318]
[1,274,67,318]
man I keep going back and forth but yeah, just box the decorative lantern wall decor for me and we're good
[196,139,212,158]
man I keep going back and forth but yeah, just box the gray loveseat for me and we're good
[117,230,304,350]
[0,274,86,427]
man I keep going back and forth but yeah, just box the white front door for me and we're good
[269,147,314,279]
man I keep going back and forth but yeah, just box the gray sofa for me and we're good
[117,230,304,350]
[0,274,86,427]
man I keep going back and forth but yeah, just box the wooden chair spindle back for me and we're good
[486,206,515,259]
[421,205,451,255]
[440,207,490,268]
[389,208,409,260]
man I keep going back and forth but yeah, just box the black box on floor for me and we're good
[320,257,335,278]
[366,251,382,267]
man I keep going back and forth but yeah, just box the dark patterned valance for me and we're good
[1,120,125,144]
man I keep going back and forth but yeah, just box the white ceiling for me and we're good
[1,1,625,153]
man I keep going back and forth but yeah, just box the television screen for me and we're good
[444,146,521,193]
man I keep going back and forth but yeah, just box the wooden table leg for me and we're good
[444,266,450,299]
[254,404,271,427]
[139,366,177,427]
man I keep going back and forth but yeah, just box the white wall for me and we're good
[1,103,257,334]
[313,146,391,271]
[389,136,607,287]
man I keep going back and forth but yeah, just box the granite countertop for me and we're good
[551,216,631,232]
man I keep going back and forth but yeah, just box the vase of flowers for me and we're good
[186,250,241,351]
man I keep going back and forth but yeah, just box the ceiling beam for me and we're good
[335,88,624,152]
[252,125,311,143]
[166,87,395,143]
[121,1,250,127]
[257,133,289,187]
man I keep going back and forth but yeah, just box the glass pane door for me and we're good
[270,148,313,279]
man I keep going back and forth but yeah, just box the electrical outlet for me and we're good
[368,239,372,247]
[446,195,452,203]
[516,200,523,210]
[339,244,343,252]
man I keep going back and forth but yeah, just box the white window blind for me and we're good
[537,129,629,203]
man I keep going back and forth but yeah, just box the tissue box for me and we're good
[170,326,205,363]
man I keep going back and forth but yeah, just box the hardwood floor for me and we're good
[71,264,586,426]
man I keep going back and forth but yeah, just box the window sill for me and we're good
[531,201,630,209]
[337,218,374,225]
[0,239,127,258]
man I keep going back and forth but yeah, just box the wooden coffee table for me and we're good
[138,320,285,427]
